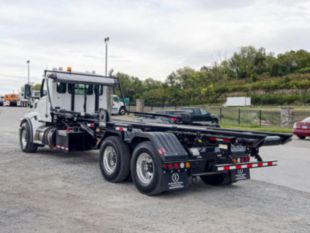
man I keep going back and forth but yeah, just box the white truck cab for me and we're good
[20,68,118,152]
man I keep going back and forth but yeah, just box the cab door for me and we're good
[86,85,95,113]
[36,78,51,122]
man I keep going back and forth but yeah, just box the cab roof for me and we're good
[45,70,119,86]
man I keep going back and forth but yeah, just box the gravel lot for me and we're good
[1,108,310,233]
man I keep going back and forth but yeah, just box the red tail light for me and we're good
[209,137,217,142]
[240,156,250,163]
[66,127,73,132]
[163,162,188,170]
[170,117,177,122]
[223,138,231,143]
[87,123,95,128]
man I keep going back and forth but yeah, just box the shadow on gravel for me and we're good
[36,148,99,164]
[34,147,245,197]
[153,179,244,199]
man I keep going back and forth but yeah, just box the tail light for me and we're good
[163,162,189,170]
[66,127,73,132]
[87,123,95,128]
[232,156,250,163]
[208,137,233,143]
[294,122,302,129]
[241,156,250,163]
[170,117,177,123]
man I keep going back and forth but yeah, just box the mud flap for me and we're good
[163,171,189,191]
[231,168,250,182]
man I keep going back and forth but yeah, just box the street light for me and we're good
[104,37,109,76]
[26,60,30,84]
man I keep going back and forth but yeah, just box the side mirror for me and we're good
[24,84,32,99]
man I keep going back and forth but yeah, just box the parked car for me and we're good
[136,107,219,127]
[0,96,4,106]
[111,95,128,115]
[293,117,310,139]
[179,107,219,125]
[135,110,188,124]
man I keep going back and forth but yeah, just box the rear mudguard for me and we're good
[129,131,189,162]
[130,132,190,191]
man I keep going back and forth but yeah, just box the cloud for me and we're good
[0,0,310,94]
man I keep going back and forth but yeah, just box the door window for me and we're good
[56,82,67,93]
[113,96,120,102]
[68,84,93,95]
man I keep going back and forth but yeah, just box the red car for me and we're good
[293,117,310,139]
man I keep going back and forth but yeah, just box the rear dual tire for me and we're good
[99,136,130,183]
[99,138,163,195]
[131,141,164,196]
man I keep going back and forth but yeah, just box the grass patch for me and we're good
[221,123,292,133]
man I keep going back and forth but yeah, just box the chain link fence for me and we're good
[127,103,310,128]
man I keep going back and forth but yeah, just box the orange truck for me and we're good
[3,94,20,106]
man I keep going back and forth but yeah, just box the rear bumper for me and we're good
[293,129,310,136]
[216,160,277,171]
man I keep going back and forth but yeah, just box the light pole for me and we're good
[26,60,30,84]
[104,37,109,76]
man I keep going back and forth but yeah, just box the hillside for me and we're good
[117,46,310,106]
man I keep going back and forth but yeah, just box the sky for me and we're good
[0,0,310,95]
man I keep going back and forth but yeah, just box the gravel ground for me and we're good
[0,108,310,233]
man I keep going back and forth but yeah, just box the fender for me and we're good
[20,112,45,143]
[130,132,189,162]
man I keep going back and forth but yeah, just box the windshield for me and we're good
[302,117,310,123]
[200,109,209,114]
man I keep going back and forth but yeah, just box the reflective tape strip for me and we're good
[217,161,277,171]
[115,127,127,132]
[56,145,69,151]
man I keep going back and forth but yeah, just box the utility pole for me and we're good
[27,60,30,84]
[104,37,111,113]
[104,37,109,76]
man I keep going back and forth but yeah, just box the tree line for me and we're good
[116,46,310,106]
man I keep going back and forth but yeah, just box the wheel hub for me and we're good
[103,146,117,175]
[21,128,27,149]
[136,153,154,186]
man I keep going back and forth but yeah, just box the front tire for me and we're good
[131,141,163,195]
[119,107,126,115]
[99,136,130,183]
[19,122,38,153]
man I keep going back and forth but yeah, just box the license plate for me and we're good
[231,168,250,181]
[302,125,308,129]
